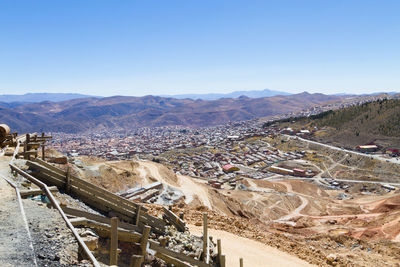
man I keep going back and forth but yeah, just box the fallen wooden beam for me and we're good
[163,207,186,232]
[149,241,212,267]
[60,205,140,232]
[20,186,58,197]
[130,189,160,202]
[122,182,163,198]
[72,219,142,243]
[155,252,192,267]
[70,217,88,226]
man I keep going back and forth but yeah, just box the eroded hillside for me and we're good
[65,156,400,266]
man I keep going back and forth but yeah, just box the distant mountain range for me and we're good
[0,92,344,133]
[0,93,96,103]
[161,88,290,100]
[1,89,397,103]
[0,89,289,103]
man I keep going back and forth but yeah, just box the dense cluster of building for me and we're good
[48,93,399,183]
[168,139,305,180]
[49,119,265,160]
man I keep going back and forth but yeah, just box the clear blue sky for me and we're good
[0,0,399,96]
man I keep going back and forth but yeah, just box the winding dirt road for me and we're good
[189,225,314,267]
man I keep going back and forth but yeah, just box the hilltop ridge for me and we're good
[275,97,400,148]
[0,92,343,133]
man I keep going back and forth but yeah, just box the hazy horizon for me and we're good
[0,88,398,99]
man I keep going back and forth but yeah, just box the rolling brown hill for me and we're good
[1,92,343,133]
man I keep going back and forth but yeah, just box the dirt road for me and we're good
[273,181,309,224]
[189,225,314,267]
[285,135,400,164]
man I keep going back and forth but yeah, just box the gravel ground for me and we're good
[0,194,35,267]
[0,156,90,266]
[23,199,84,266]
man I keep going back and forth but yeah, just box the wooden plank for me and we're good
[32,172,65,187]
[61,205,140,232]
[149,241,212,267]
[72,219,142,243]
[32,158,66,176]
[163,207,186,232]
[155,252,192,267]
[69,217,88,226]
[139,189,160,202]
[86,221,141,243]
[27,161,66,181]
[122,182,162,198]
[20,186,58,197]
[69,185,136,218]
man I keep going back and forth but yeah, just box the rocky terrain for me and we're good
[65,153,400,266]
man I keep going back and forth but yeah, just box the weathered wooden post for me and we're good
[24,134,30,160]
[130,255,143,267]
[140,225,151,256]
[160,237,167,247]
[135,205,141,226]
[220,255,226,267]
[41,133,46,160]
[110,217,119,265]
[217,239,222,264]
[203,212,209,263]
[240,257,244,267]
